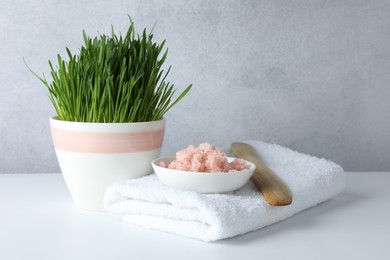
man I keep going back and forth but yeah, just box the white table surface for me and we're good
[0,172,389,260]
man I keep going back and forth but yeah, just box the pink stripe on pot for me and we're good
[51,127,165,153]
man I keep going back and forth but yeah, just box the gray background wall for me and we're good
[1,0,389,173]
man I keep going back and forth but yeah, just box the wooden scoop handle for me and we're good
[231,142,292,206]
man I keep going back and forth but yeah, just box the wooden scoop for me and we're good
[231,142,293,206]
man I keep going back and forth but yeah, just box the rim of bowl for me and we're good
[151,156,256,175]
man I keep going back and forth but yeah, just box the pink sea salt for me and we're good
[159,143,249,173]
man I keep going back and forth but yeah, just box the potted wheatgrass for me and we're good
[27,20,192,211]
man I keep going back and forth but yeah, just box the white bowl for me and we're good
[151,157,256,193]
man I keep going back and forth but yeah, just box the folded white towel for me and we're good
[103,140,346,242]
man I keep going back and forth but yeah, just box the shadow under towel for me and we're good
[103,140,346,242]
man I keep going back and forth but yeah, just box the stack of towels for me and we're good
[104,140,346,242]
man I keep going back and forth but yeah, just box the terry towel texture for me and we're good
[103,140,346,242]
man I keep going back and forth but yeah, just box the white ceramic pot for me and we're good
[50,117,165,211]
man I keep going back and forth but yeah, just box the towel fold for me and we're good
[103,140,346,242]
